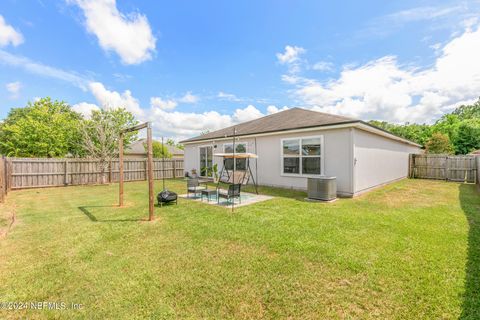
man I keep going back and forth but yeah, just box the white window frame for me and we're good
[223,142,247,171]
[280,135,325,177]
[198,144,214,177]
[223,142,247,154]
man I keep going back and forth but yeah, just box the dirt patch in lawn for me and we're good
[0,202,17,239]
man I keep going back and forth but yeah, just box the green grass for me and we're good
[0,179,479,319]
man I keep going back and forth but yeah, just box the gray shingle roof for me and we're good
[180,108,358,143]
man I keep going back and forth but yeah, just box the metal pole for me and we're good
[119,132,124,207]
[147,123,155,221]
[232,127,236,212]
[162,136,165,190]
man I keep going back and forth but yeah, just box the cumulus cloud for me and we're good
[88,81,144,117]
[276,45,305,64]
[285,23,480,124]
[149,108,233,139]
[69,0,156,65]
[267,105,289,114]
[178,92,199,104]
[148,103,270,140]
[277,45,308,76]
[150,97,178,110]
[72,102,100,118]
[0,15,24,47]
[232,105,264,123]
[312,61,334,72]
[5,81,21,99]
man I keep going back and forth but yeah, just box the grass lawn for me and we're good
[0,179,479,319]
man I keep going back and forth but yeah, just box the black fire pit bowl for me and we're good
[157,190,178,206]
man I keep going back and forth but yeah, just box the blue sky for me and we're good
[1,0,480,140]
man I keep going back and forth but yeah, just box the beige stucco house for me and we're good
[180,108,422,197]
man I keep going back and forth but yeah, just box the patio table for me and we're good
[201,189,217,202]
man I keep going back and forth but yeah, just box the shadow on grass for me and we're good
[78,206,145,222]
[459,184,480,319]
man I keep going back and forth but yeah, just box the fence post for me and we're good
[145,159,148,181]
[64,159,69,186]
[0,156,4,203]
[108,160,112,183]
[172,160,176,179]
[6,158,12,192]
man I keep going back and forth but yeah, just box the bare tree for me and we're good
[80,108,137,184]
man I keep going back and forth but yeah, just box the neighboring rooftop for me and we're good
[181,108,357,143]
[125,139,184,156]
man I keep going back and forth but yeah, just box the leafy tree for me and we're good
[0,97,83,157]
[369,121,432,145]
[80,108,138,183]
[425,132,454,154]
[166,138,184,150]
[432,114,461,143]
[149,141,172,159]
[453,119,480,154]
[166,138,175,147]
[452,98,480,120]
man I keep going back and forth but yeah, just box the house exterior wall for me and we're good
[353,128,422,194]
[184,127,354,196]
[254,128,353,196]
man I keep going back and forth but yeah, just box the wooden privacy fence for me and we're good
[2,157,184,190]
[0,157,6,203]
[409,154,478,183]
[477,156,480,187]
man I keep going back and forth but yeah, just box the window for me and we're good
[281,136,323,175]
[199,146,213,177]
[224,142,247,170]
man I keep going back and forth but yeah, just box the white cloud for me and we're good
[72,102,100,118]
[148,104,269,140]
[267,105,289,114]
[150,97,178,110]
[217,91,242,102]
[232,105,264,123]
[312,61,334,72]
[69,0,156,65]
[0,15,24,47]
[289,23,480,123]
[88,81,144,117]
[178,92,199,104]
[149,108,233,140]
[383,5,465,23]
[0,50,90,90]
[276,45,305,64]
[5,81,21,99]
[362,3,478,38]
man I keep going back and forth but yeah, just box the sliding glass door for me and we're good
[199,146,213,177]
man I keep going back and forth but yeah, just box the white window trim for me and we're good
[223,142,247,154]
[198,144,214,177]
[223,142,247,171]
[280,135,325,177]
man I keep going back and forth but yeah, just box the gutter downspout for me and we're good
[350,128,356,196]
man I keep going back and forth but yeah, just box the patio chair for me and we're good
[217,184,242,204]
[187,178,206,198]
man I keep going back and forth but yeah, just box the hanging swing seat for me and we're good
[214,153,259,194]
